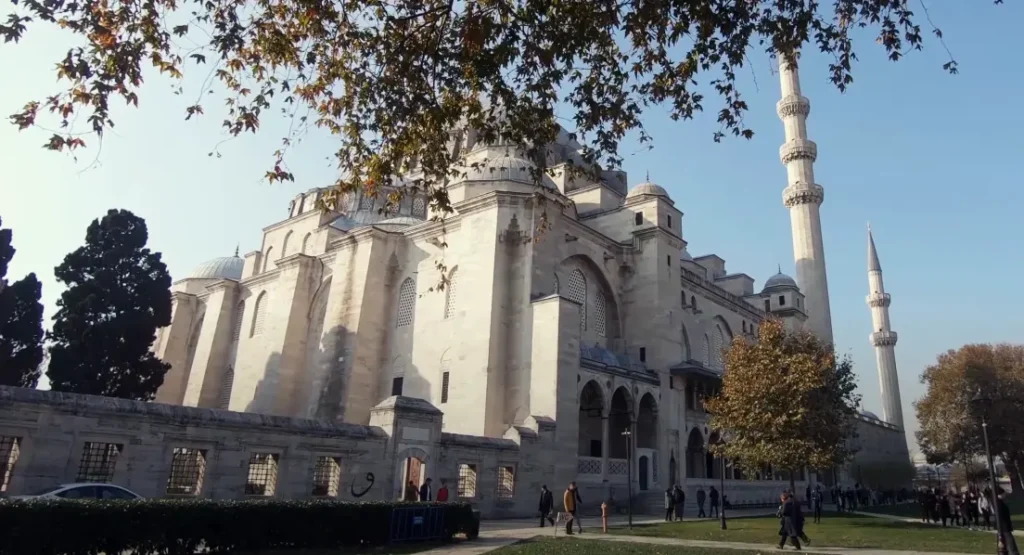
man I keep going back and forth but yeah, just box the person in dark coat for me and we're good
[939,493,951,527]
[418,478,432,501]
[812,486,824,524]
[806,485,812,510]
[709,486,720,518]
[793,494,811,544]
[674,485,686,521]
[664,487,675,521]
[996,489,1020,555]
[696,486,706,518]
[777,492,802,550]
[538,485,555,527]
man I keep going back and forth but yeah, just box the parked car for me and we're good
[8,483,142,500]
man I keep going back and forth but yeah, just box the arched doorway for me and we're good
[639,455,649,491]
[608,387,633,459]
[687,428,705,479]
[396,448,428,501]
[669,452,678,486]
[706,431,721,479]
[637,393,657,449]
[579,381,605,469]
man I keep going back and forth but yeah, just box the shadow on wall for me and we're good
[246,352,282,414]
[310,325,355,421]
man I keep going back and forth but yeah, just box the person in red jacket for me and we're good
[436,479,450,502]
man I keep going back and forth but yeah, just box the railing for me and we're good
[608,459,628,475]
[578,457,602,475]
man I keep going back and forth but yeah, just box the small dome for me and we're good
[764,271,798,290]
[626,180,671,202]
[375,216,423,227]
[463,153,537,185]
[859,409,879,420]
[190,256,243,280]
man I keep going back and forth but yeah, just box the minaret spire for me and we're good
[866,226,904,429]
[777,51,833,343]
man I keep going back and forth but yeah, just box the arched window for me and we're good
[218,366,234,409]
[412,197,426,218]
[567,269,587,331]
[594,288,607,338]
[359,193,374,211]
[713,325,725,370]
[553,273,560,295]
[396,278,416,328]
[742,321,747,333]
[691,295,697,310]
[262,247,274,273]
[231,301,245,342]
[301,232,312,254]
[701,334,710,367]
[250,292,267,337]
[444,267,459,319]
[281,231,293,257]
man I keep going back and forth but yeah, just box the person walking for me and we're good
[979,493,992,531]
[794,494,811,545]
[436,479,449,502]
[696,486,707,518]
[709,486,720,518]
[996,489,1020,555]
[674,485,686,521]
[939,493,951,527]
[571,482,584,534]
[777,492,802,550]
[404,480,418,501]
[664,487,675,521]
[812,486,824,524]
[538,485,555,527]
[418,478,433,501]
[563,483,577,535]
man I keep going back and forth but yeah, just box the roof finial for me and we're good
[867,221,872,234]
[646,170,650,182]
[234,244,239,257]
[777,263,782,274]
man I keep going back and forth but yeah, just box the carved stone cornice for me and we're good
[779,139,817,164]
[866,293,891,308]
[776,94,810,119]
[871,330,898,347]
[782,183,824,208]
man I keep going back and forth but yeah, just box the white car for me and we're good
[9,483,143,500]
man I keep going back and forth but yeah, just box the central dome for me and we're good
[190,256,243,280]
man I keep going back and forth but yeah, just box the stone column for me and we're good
[601,414,610,479]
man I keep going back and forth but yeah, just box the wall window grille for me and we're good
[281,231,293,257]
[76,442,122,483]
[457,463,477,498]
[444,268,459,319]
[312,456,342,497]
[441,372,450,404]
[412,197,426,217]
[0,437,21,493]
[691,296,697,310]
[359,194,374,211]
[701,335,711,367]
[250,292,267,337]
[764,299,771,313]
[567,269,587,332]
[496,466,515,500]
[231,301,245,342]
[166,447,207,495]
[263,247,274,273]
[391,377,404,396]
[218,367,234,409]
[594,289,607,337]
[245,453,279,496]
[396,278,416,327]
[713,325,725,370]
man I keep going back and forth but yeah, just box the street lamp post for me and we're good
[711,437,727,530]
[970,389,1006,555]
[622,427,633,530]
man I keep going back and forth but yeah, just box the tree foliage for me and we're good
[705,318,860,491]
[47,209,173,400]
[0,0,998,216]
[853,458,915,490]
[915,343,1024,493]
[0,216,45,388]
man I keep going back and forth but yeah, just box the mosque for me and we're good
[144,56,910,507]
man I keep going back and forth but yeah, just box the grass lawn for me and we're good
[608,512,1000,553]
[861,498,1024,528]
[491,537,763,554]
[230,541,447,554]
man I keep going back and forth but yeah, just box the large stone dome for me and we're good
[190,256,243,280]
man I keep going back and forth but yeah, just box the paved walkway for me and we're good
[851,509,1024,536]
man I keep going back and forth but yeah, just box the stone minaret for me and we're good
[866,225,904,429]
[777,53,833,343]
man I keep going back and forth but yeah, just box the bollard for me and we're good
[601,501,609,533]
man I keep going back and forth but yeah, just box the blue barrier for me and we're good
[390,505,447,542]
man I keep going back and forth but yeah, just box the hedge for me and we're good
[0,498,479,555]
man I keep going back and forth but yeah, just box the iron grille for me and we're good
[76,442,122,483]
[166,447,207,495]
[456,463,477,498]
[578,458,601,475]
[312,456,341,497]
[496,466,515,500]
[0,437,21,493]
[440,372,450,404]
[245,453,279,496]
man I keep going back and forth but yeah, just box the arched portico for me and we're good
[577,381,607,481]
[687,428,706,479]
[636,393,658,490]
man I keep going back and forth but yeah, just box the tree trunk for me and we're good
[1005,456,1024,498]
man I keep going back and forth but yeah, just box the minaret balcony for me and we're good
[779,139,818,164]
[870,330,898,347]
[866,293,891,308]
[776,94,811,119]
[782,183,824,208]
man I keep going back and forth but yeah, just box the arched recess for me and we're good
[396,277,416,327]
[218,366,234,409]
[636,393,658,449]
[680,324,691,361]
[263,247,275,273]
[558,254,623,347]
[706,431,722,479]
[578,381,605,458]
[701,334,711,367]
[250,292,268,337]
[608,387,634,459]
[282,231,294,257]
[687,428,705,479]
[301,232,313,254]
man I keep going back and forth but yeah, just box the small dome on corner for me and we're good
[763,271,798,290]
[190,255,244,280]
[626,178,672,204]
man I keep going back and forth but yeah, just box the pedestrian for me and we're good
[538,485,555,527]
[777,492,802,550]
[794,493,812,545]
[404,480,418,501]
[996,489,1020,555]
[571,482,584,534]
[674,485,686,521]
[664,487,675,521]
[806,485,812,510]
[812,486,823,524]
[709,486,720,518]
[418,477,433,501]
[437,479,450,502]
[696,486,707,518]
[562,483,577,535]
[939,493,951,527]
[979,493,992,531]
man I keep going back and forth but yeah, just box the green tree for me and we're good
[854,458,915,490]
[0,216,45,387]
[0,0,1001,217]
[705,318,861,494]
[48,209,172,400]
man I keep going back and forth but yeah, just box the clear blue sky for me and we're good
[1,3,1020,451]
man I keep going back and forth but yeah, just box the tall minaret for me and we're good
[777,53,833,343]
[866,225,904,429]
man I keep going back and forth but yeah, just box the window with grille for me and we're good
[701,335,710,367]
[634,212,642,225]
[231,301,245,342]
[412,197,426,217]
[667,214,672,229]
[444,268,459,319]
[713,325,725,370]
[76,442,122,483]
[359,194,374,211]
[396,278,416,327]
[166,447,207,495]
[245,453,279,496]
[301,233,312,254]
[441,371,450,404]
[263,247,274,272]
[567,269,587,331]
[218,366,234,409]
[0,437,21,493]
[691,296,697,310]
[778,295,786,306]
[457,463,477,498]
[594,289,606,337]
[250,292,267,337]
[552,273,559,295]
[764,299,771,313]
[312,456,341,497]
[496,466,515,500]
